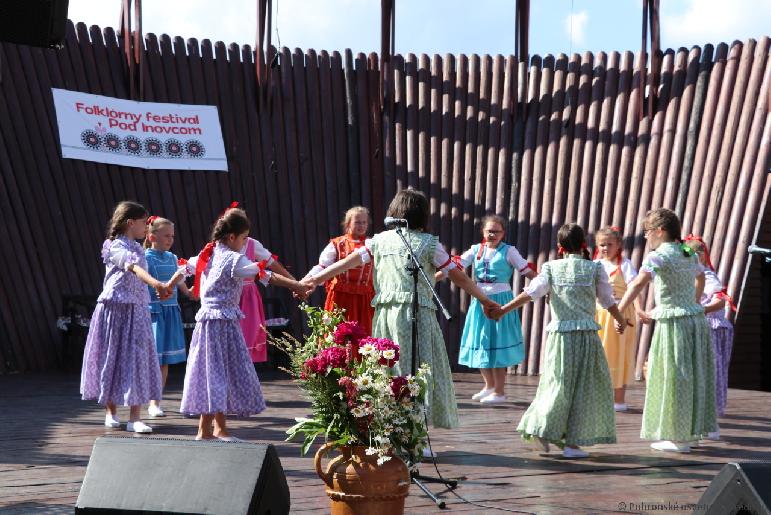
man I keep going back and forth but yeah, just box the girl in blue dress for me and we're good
[456,215,536,404]
[144,216,195,418]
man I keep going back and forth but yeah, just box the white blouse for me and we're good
[595,257,637,285]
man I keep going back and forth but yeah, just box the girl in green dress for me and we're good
[302,189,498,430]
[492,223,626,458]
[616,208,716,453]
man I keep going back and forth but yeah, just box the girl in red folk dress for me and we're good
[304,206,375,335]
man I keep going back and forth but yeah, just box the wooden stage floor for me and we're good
[1,370,769,514]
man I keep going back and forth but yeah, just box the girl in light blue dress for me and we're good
[144,216,195,418]
[457,215,536,404]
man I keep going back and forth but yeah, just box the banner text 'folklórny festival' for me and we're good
[52,88,228,171]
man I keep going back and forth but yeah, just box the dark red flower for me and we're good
[390,376,409,400]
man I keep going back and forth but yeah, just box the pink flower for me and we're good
[333,320,367,345]
[338,376,359,407]
[359,337,399,367]
[390,376,409,400]
[319,346,349,370]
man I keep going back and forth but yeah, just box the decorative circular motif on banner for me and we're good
[184,140,205,158]
[103,133,122,152]
[145,138,163,156]
[165,138,183,158]
[81,130,101,150]
[123,136,142,156]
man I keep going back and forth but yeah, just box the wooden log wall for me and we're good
[0,22,769,389]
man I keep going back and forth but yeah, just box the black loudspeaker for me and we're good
[0,0,69,48]
[696,462,771,515]
[75,437,290,515]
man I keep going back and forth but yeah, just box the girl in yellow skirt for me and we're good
[594,226,649,412]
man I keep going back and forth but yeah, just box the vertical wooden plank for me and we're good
[462,54,481,259]
[367,53,385,227]
[405,53,419,189]
[355,52,373,211]
[331,51,351,212]
[675,45,714,219]
[306,49,331,242]
[587,51,619,233]
[293,48,322,268]
[600,51,633,228]
[564,53,592,223]
[418,53,431,199]
[576,52,606,229]
[450,54,468,319]
[344,49,362,206]
[473,54,492,222]
[495,55,517,216]
[392,54,407,193]
[485,54,504,214]
[428,54,442,232]
[319,51,341,231]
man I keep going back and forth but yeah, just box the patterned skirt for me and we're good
[458,291,525,369]
[517,330,616,447]
[710,325,734,417]
[80,302,162,406]
[151,305,187,365]
[180,319,266,416]
[372,302,459,429]
[239,282,268,363]
[641,314,717,441]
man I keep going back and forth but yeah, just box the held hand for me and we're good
[156,282,173,300]
[637,310,652,324]
[613,318,626,334]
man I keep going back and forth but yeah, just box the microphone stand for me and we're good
[392,225,459,509]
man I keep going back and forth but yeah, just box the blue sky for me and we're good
[67,0,769,58]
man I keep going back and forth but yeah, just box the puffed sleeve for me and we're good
[233,254,272,285]
[434,243,456,271]
[506,245,531,275]
[523,263,550,299]
[458,246,476,269]
[703,269,723,299]
[640,251,663,278]
[106,239,143,271]
[357,238,375,263]
[307,242,338,277]
[250,238,274,264]
[595,265,617,309]
[620,258,638,285]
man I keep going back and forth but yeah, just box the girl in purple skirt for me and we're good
[685,236,735,440]
[80,201,172,433]
[180,207,309,441]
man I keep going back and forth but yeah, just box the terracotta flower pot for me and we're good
[314,443,410,515]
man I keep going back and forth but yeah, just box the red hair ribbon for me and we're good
[581,242,588,250]
[684,234,714,270]
[610,226,622,232]
[218,201,240,220]
[192,242,216,297]
[146,215,158,226]
[557,244,566,255]
[177,257,188,266]
[716,288,737,312]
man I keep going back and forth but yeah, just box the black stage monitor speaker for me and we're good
[696,462,771,515]
[75,436,290,515]
[0,0,69,48]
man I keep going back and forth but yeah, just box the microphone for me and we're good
[748,245,771,257]
[384,217,408,229]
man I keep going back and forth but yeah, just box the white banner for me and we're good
[52,88,228,171]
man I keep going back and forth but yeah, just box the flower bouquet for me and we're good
[272,304,430,465]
